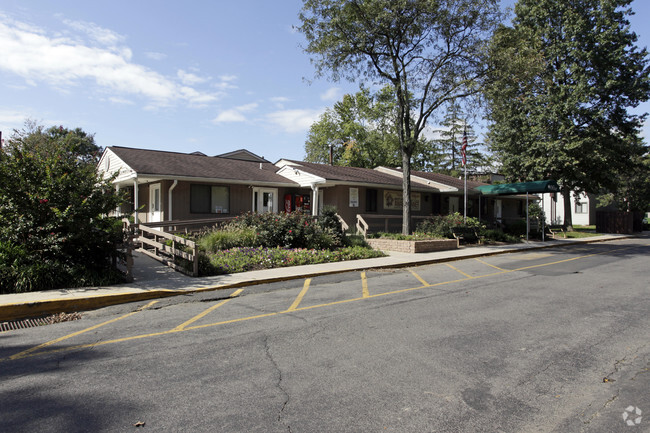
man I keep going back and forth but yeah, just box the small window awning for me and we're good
[476,180,560,196]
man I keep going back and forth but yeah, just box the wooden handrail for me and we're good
[126,220,199,277]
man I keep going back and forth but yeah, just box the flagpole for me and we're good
[462,125,468,223]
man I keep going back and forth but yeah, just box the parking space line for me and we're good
[8,300,159,360]
[172,289,244,331]
[361,272,369,298]
[474,258,506,271]
[287,278,312,311]
[3,245,636,363]
[445,263,473,278]
[408,269,430,287]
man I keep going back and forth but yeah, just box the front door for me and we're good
[449,196,459,214]
[149,183,162,223]
[494,199,502,223]
[253,188,278,213]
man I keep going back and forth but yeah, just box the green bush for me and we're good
[0,123,127,293]
[204,210,342,251]
[415,213,484,239]
[197,226,257,252]
[203,246,385,276]
[503,219,527,236]
[482,229,521,244]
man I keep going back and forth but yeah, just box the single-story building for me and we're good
[542,190,595,226]
[98,146,535,233]
[98,146,305,225]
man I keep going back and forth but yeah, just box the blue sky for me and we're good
[0,0,648,163]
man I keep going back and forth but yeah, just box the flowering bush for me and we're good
[0,123,127,293]
[201,246,385,276]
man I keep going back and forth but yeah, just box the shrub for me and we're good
[197,226,257,253]
[0,123,127,293]
[415,213,484,239]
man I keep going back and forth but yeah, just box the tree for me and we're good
[298,0,502,234]
[304,86,438,169]
[432,102,490,175]
[0,122,126,292]
[485,0,650,230]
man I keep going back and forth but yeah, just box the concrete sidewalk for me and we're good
[0,234,634,322]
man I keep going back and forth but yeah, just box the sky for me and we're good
[0,0,649,163]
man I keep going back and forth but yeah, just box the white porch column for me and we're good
[311,185,319,216]
[168,180,178,221]
[133,178,139,223]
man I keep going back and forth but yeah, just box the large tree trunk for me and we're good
[562,186,574,231]
[402,150,412,235]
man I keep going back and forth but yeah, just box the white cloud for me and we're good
[177,69,209,85]
[145,51,167,61]
[0,14,219,107]
[266,108,324,133]
[213,103,259,123]
[320,87,341,101]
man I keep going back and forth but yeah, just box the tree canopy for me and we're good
[304,86,440,169]
[485,0,650,228]
[0,122,126,292]
[298,0,502,233]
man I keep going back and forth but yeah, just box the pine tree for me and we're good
[485,0,650,230]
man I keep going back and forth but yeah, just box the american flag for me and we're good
[461,127,467,167]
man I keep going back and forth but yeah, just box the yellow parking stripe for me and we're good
[361,272,369,298]
[9,300,159,360]
[173,289,243,331]
[474,258,505,271]
[408,269,430,287]
[287,279,312,311]
[2,245,634,362]
[445,263,473,278]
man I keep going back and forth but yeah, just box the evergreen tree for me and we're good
[485,0,650,230]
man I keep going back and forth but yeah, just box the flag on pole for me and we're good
[461,127,468,167]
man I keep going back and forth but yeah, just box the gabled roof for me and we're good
[216,149,270,163]
[410,170,488,191]
[105,146,296,185]
[276,160,428,189]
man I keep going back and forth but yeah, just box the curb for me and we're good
[0,235,635,322]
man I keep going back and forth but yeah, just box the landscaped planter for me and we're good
[365,238,457,253]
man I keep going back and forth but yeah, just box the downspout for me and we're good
[168,180,178,221]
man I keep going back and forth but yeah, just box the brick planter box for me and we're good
[365,238,457,253]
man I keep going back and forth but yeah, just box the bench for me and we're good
[547,226,566,239]
[451,227,484,247]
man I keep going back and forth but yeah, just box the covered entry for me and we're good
[477,180,560,240]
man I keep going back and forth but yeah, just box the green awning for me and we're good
[476,180,560,196]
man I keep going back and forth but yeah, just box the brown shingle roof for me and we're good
[285,160,409,187]
[109,146,296,184]
[410,170,487,191]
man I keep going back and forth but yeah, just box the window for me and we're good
[190,184,230,214]
[575,202,588,214]
[366,189,378,212]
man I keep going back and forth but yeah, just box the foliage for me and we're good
[0,123,127,293]
[415,213,485,239]
[304,86,436,170]
[431,102,492,173]
[202,246,385,276]
[482,229,521,244]
[367,232,443,241]
[197,226,258,252]
[485,0,650,229]
[298,0,502,233]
